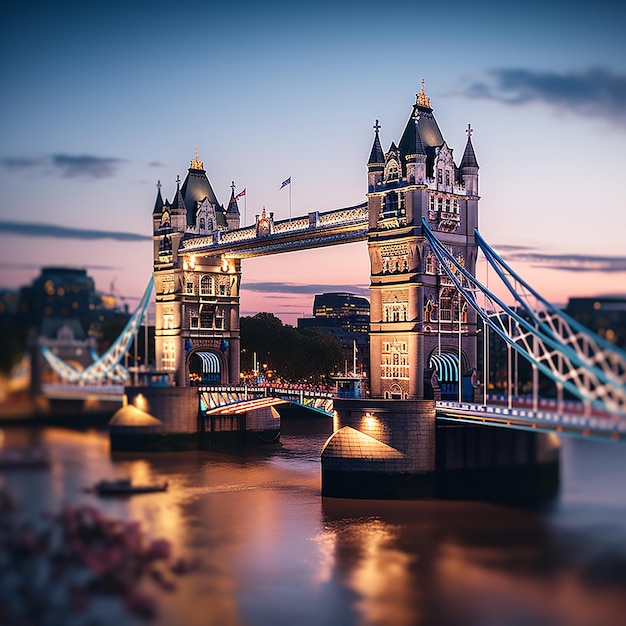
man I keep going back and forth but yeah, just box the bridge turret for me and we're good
[367,119,385,227]
[460,124,479,235]
[226,181,241,230]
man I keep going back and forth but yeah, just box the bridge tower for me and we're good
[366,83,479,400]
[152,152,241,387]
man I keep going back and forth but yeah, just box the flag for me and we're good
[279,177,291,190]
[235,188,246,199]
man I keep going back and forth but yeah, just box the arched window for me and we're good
[424,297,435,322]
[199,217,206,231]
[200,275,214,296]
[386,159,399,181]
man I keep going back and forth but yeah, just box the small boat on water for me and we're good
[0,446,50,469]
[93,478,168,495]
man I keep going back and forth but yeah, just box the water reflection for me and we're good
[0,423,624,626]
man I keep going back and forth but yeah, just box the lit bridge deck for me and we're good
[179,203,368,258]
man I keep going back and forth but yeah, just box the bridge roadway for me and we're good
[201,386,626,443]
[41,383,626,442]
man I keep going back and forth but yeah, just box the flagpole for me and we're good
[244,194,247,227]
[289,177,292,221]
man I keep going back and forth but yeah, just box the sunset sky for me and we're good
[1,1,625,324]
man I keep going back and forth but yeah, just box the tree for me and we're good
[240,313,342,383]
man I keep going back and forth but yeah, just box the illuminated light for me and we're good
[134,393,147,412]
[361,412,379,434]
[221,257,229,272]
[593,301,601,310]
[183,259,188,270]
[190,255,196,269]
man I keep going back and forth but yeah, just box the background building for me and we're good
[565,297,626,350]
[297,292,370,374]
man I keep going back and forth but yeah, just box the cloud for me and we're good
[0,221,151,242]
[0,157,44,169]
[0,261,120,271]
[51,154,125,178]
[495,247,626,273]
[149,161,164,167]
[463,68,626,124]
[243,281,369,297]
[0,154,126,179]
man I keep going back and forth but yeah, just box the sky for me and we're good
[1,0,625,325]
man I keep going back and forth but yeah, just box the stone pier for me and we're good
[321,399,437,499]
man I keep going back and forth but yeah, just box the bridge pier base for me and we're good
[321,399,437,499]
[435,423,560,504]
[108,387,280,451]
[322,399,560,503]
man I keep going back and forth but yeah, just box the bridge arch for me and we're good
[188,349,225,386]
[427,349,473,401]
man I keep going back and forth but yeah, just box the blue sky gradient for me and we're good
[1,1,625,322]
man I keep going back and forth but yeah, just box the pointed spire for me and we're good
[226,180,240,216]
[460,124,479,169]
[368,119,385,165]
[190,148,204,171]
[414,114,426,156]
[152,180,164,215]
[416,79,431,109]
[172,175,186,212]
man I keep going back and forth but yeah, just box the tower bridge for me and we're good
[152,82,479,397]
[39,83,626,500]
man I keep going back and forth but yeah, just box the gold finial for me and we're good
[416,79,431,108]
[190,147,204,170]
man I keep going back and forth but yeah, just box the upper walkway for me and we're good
[180,203,368,258]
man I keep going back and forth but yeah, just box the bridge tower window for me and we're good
[163,341,175,370]
[200,275,214,296]
[215,308,225,330]
[200,308,214,328]
[386,160,399,181]
[384,191,398,215]
[426,253,436,274]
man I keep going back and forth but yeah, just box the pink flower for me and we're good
[146,539,171,561]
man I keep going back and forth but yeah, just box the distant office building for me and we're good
[565,296,626,349]
[298,292,370,373]
[18,267,99,330]
[310,292,370,334]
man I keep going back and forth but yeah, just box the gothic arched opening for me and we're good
[188,351,222,386]
[426,350,474,402]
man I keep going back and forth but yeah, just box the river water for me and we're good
[1,418,626,626]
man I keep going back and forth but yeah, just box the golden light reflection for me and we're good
[347,520,415,626]
[310,530,337,586]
